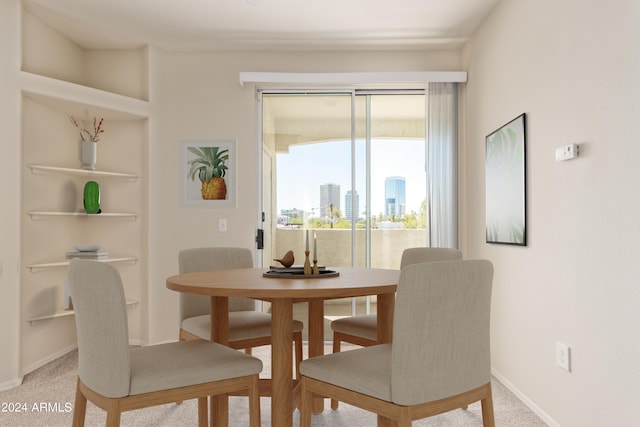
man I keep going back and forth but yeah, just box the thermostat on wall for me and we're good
[555,144,579,161]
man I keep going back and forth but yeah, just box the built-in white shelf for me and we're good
[20,71,150,119]
[28,164,138,181]
[27,300,139,325]
[27,257,139,273]
[28,211,139,220]
[18,12,147,372]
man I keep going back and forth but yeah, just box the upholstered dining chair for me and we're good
[329,247,462,409]
[67,259,262,427]
[178,247,304,378]
[300,259,495,427]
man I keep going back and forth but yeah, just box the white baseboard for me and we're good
[20,343,78,379]
[0,376,24,392]
[492,367,560,427]
[153,339,178,344]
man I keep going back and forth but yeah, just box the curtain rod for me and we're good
[239,71,467,87]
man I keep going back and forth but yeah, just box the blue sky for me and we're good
[276,139,426,218]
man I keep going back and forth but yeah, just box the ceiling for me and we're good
[264,94,427,152]
[23,0,501,51]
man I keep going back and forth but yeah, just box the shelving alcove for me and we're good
[26,164,141,282]
[19,4,150,373]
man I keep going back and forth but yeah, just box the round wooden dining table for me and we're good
[166,267,399,427]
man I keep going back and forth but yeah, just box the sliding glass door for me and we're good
[263,92,355,268]
[357,93,428,269]
[259,90,430,336]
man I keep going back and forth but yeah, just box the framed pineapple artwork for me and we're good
[183,139,237,207]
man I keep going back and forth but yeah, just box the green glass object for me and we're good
[83,181,101,214]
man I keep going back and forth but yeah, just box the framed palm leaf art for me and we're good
[485,114,527,245]
[183,140,237,207]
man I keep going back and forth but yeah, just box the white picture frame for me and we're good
[182,139,237,207]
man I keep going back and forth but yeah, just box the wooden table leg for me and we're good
[210,296,229,427]
[271,298,293,427]
[307,299,325,414]
[376,293,397,427]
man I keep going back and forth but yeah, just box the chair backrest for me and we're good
[178,247,254,320]
[390,259,493,406]
[68,259,131,398]
[399,247,462,269]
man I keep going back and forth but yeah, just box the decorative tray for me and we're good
[263,268,339,279]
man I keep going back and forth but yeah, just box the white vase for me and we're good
[81,140,97,170]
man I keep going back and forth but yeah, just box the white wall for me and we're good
[146,49,462,344]
[0,0,23,390]
[0,0,461,384]
[7,1,638,424]
[462,0,640,425]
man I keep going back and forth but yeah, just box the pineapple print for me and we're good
[187,146,229,200]
[201,176,226,200]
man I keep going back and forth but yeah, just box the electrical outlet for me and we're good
[218,218,227,232]
[556,341,571,372]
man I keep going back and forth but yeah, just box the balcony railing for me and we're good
[271,227,427,340]
[274,227,427,269]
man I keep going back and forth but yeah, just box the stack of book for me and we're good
[65,251,109,259]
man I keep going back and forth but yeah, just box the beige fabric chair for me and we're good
[68,259,262,427]
[332,248,463,347]
[330,247,462,408]
[300,259,495,427]
[178,247,304,378]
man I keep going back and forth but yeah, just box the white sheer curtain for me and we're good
[427,82,458,248]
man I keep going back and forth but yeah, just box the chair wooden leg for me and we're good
[248,375,261,427]
[72,379,87,427]
[210,394,229,427]
[105,403,121,427]
[397,406,412,427]
[481,385,496,427]
[245,348,252,355]
[332,332,340,353]
[197,397,208,427]
[330,333,341,410]
[377,415,396,427]
[294,331,303,380]
[300,378,312,427]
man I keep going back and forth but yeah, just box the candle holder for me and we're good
[312,259,319,275]
[303,250,312,275]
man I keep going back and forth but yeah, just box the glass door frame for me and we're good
[257,89,357,270]
[256,88,428,318]
[257,87,427,263]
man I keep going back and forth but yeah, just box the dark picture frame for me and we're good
[485,113,527,245]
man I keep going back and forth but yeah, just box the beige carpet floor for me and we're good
[0,345,547,426]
